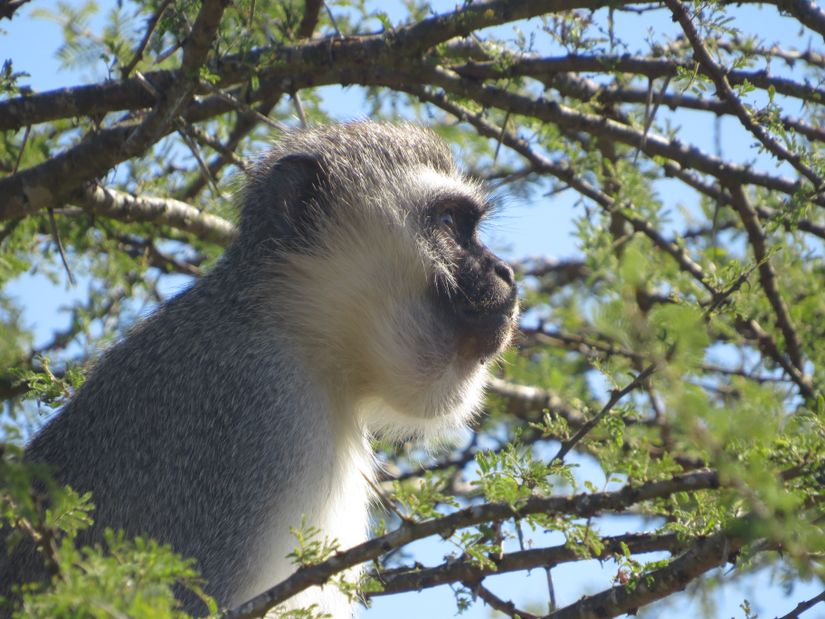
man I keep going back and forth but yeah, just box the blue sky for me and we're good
[2,1,823,618]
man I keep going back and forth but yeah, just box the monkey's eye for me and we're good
[439,210,456,232]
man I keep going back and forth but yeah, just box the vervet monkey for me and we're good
[1,122,519,616]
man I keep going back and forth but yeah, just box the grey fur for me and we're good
[0,122,518,617]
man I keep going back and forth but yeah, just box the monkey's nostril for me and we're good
[494,261,515,287]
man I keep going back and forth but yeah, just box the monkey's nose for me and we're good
[494,261,515,287]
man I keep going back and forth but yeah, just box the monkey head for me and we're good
[238,122,519,440]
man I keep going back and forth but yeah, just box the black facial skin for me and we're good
[427,197,519,360]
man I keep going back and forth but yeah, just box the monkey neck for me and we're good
[231,366,374,607]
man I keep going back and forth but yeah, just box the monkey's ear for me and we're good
[244,152,328,248]
[273,153,328,232]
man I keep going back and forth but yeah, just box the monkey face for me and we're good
[426,197,519,362]
[247,122,519,438]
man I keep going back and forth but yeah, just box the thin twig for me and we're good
[175,119,222,196]
[323,1,342,37]
[12,125,31,174]
[727,183,803,370]
[476,584,539,619]
[292,91,308,128]
[775,590,825,619]
[122,0,174,78]
[47,208,76,286]
[552,363,657,463]
[199,82,287,131]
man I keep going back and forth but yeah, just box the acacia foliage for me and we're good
[1,0,825,617]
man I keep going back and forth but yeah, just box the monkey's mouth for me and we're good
[452,298,518,360]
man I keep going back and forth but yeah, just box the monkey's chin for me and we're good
[359,361,488,444]
[454,309,518,362]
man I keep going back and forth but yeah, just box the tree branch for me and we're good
[0,0,30,21]
[419,66,822,206]
[120,0,230,157]
[453,54,825,107]
[475,585,540,619]
[0,0,230,222]
[665,0,822,188]
[776,590,825,619]
[727,183,803,370]
[545,531,741,619]
[297,0,324,39]
[0,0,611,132]
[368,533,684,597]
[75,183,237,246]
[775,0,825,37]
[222,470,720,619]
